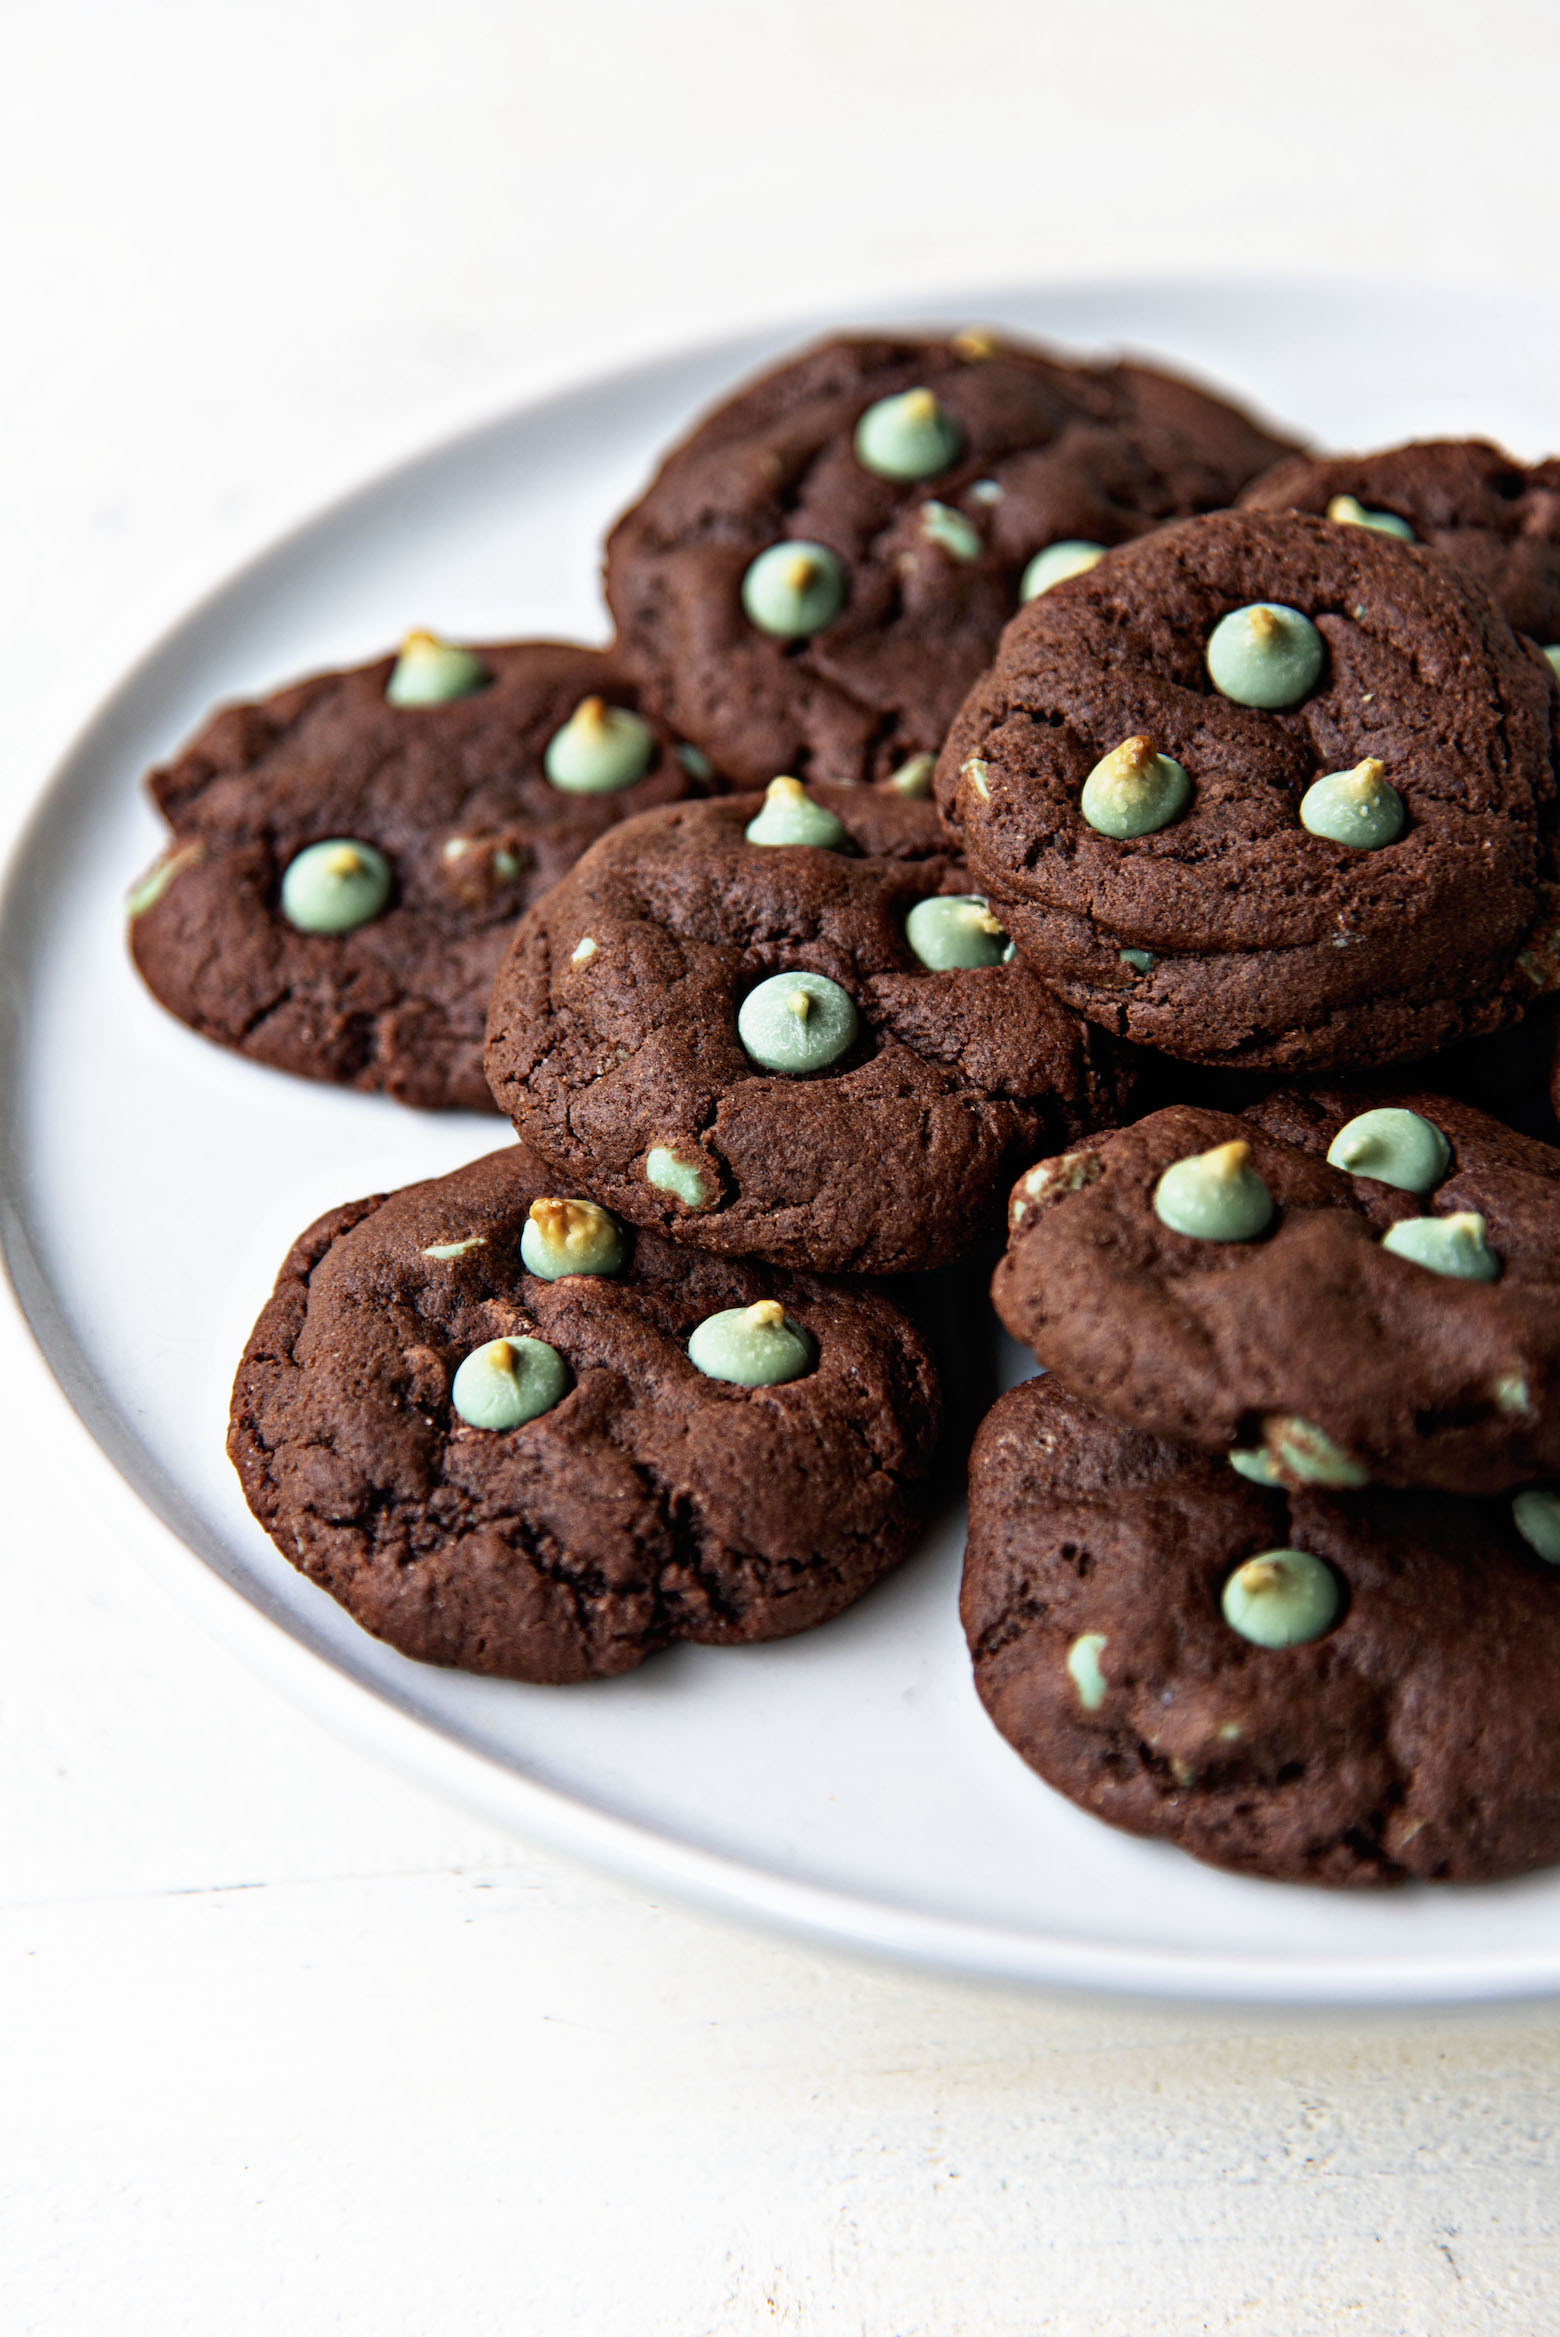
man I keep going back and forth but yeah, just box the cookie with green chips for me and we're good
[485,783,1136,1274]
[130,638,719,1111]
[963,1373,1560,1885]
[229,1142,940,1683]
[994,1092,1560,1495]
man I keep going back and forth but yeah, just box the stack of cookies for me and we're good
[129,326,1560,1888]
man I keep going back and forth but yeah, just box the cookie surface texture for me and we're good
[228,1144,941,1682]
[994,1093,1560,1494]
[130,642,714,1112]
[1241,438,1560,645]
[485,787,1134,1273]
[605,332,1297,789]
[936,510,1560,1071]
[962,1374,1560,1886]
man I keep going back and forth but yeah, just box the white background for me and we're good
[8,3,1560,2330]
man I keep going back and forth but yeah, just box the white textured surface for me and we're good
[7,2,1560,2329]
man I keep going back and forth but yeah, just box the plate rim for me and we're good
[9,271,1560,2009]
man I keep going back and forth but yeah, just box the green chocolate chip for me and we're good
[544,696,656,795]
[451,1335,570,1430]
[738,971,858,1075]
[1326,493,1416,542]
[853,387,963,482]
[1513,1489,1560,1564]
[127,840,204,918]
[422,1236,486,1261]
[1327,1106,1450,1193]
[1020,540,1106,601]
[571,935,598,965]
[1265,1416,1371,1489]
[1494,1372,1533,1417]
[1066,1632,1108,1711]
[279,838,392,934]
[385,630,490,707]
[676,742,713,779]
[1080,735,1191,839]
[1153,1140,1273,1242]
[687,1299,816,1388]
[741,541,847,638]
[646,1146,713,1208]
[905,893,1009,970]
[1229,1447,1283,1486]
[1299,758,1405,849]
[744,776,846,850]
[883,752,936,798]
[1543,647,1560,684]
[969,478,1003,506]
[1119,947,1155,974]
[919,502,982,562]
[1222,1550,1340,1648]
[1380,1210,1500,1281]
[520,1197,625,1281]
[1206,602,1324,708]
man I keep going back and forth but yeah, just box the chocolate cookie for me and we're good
[130,638,717,1112]
[605,330,1298,790]
[1242,438,1560,647]
[993,1093,1560,1495]
[936,509,1560,1071]
[484,783,1135,1274]
[229,1143,941,1682]
[962,1374,1560,1886]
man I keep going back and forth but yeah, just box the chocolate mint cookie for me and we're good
[605,330,1297,790]
[1242,438,1560,648]
[936,509,1560,1071]
[993,1093,1560,1495]
[963,1373,1560,1886]
[485,784,1135,1274]
[229,1142,940,1682]
[130,638,717,1112]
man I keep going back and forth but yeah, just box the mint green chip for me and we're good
[1222,1549,1340,1648]
[1299,759,1405,849]
[1020,540,1106,601]
[744,777,846,849]
[1326,1107,1450,1193]
[741,541,847,638]
[1153,1141,1273,1242]
[451,1335,570,1431]
[919,502,982,562]
[1380,1211,1500,1281]
[687,1301,815,1387]
[738,971,858,1074]
[280,839,392,934]
[519,1199,624,1281]
[544,696,656,794]
[853,388,963,482]
[1326,493,1416,542]
[1080,736,1191,838]
[905,894,1008,970]
[385,631,490,707]
[1513,1490,1560,1564]
[1206,602,1324,708]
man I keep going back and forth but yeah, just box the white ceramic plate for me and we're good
[9,278,1560,2007]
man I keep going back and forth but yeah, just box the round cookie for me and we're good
[962,1374,1560,1886]
[484,785,1137,1274]
[605,331,1299,790]
[129,640,718,1112]
[936,509,1560,1071]
[1241,439,1560,647]
[228,1143,941,1683]
[993,1092,1560,1495]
